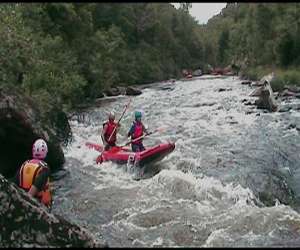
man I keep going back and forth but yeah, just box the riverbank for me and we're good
[241,66,300,92]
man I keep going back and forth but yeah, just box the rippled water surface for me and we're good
[52,76,300,247]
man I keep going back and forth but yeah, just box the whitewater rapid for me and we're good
[52,76,300,247]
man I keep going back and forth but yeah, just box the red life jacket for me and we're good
[103,121,117,144]
[132,121,143,144]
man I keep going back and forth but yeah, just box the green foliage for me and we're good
[218,29,229,65]
[201,3,300,70]
[179,3,192,14]
[277,32,294,67]
[271,69,300,92]
[240,66,271,81]
[0,3,206,111]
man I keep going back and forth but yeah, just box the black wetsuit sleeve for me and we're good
[33,167,50,191]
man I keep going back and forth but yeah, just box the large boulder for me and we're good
[283,85,300,93]
[104,86,142,97]
[125,86,142,96]
[0,86,70,178]
[252,73,278,112]
[281,89,298,97]
[105,86,125,96]
[0,173,107,247]
[254,89,278,111]
[249,86,264,97]
[192,69,202,77]
[241,80,252,85]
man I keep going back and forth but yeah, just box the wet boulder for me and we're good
[241,169,295,207]
[0,174,107,247]
[0,86,70,178]
[105,86,142,97]
[278,105,292,113]
[125,86,142,96]
[105,86,125,96]
[254,89,278,112]
[281,89,298,97]
[241,80,252,85]
[249,86,264,97]
[251,81,264,87]
[192,69,202,77]
[252,73,278,112]
[283,85,300,93]
[218,88,232,92]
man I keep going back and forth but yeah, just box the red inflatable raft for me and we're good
[86,142,175,167]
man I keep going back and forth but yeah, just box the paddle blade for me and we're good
[96,154,103,164]
[85,142,103,152]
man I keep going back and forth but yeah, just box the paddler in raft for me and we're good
[101,111,121,151]
[127,110,149,152]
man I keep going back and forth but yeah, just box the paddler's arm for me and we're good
[30,167,52,209]
[142,123,149,135]
[28,185,39,197]
[28,167,49,197]
[101,124,108,146]
[115,122,121,132]
[127,124,134,138]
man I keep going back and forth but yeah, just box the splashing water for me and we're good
[52,76,300,247]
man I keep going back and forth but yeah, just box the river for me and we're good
[51,75,300,247]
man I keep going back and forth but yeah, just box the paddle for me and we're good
[86,98,132,154]
[121,126,167,147]
[107,97,132,143]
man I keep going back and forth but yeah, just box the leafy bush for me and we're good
[271,69,300,92]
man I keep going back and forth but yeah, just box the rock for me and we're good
[244,100,254,106]
[251,81,264,87]
[249,86,264,97]
[287,123,296,129]
[245,169,295,207]
[281,89,297,97]
[125,86,142,96]
[283,85,300,93]
[0,86,68,178]
[255,89,277,111]
[105,86,142,97]
[241,80,252,85]
[158,86,175,91]
[192,69,202,77]
[105,87,125,96]
[218,88,232,92]
[278,106,292,113]
[96,92,105,98]
[253,75,278,112]
[0,174,107,247]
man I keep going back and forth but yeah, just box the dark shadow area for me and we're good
[0,112,37,178]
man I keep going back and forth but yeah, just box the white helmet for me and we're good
[32,139,48,160]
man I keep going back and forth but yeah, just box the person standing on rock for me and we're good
[101,111,120,151]
[127,110,149,152]
[15,138,52,209]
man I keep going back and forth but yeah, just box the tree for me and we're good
[179,3,192,14]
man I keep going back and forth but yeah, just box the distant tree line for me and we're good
[1,3,299,112]
[0,3,204,111]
